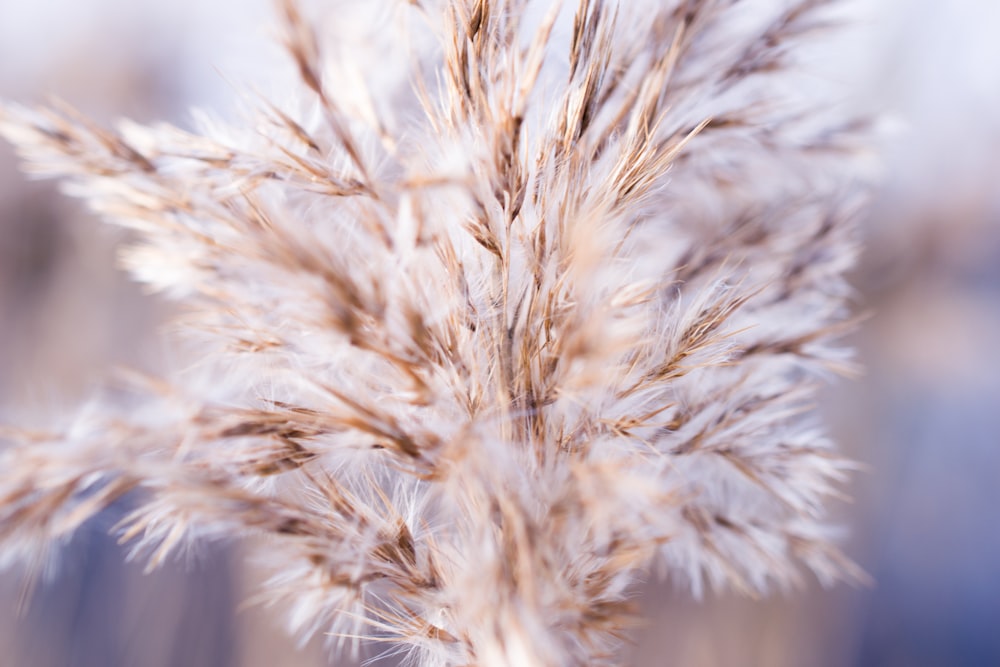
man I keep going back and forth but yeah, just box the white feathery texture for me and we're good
[0,1,871,665]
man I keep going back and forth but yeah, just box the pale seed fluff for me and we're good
[0,1,870,665]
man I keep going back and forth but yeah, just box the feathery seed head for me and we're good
[0,1,870,664]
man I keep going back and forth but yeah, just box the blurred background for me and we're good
[1,1,998,665]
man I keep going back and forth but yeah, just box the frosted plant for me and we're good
[0,0,869,665]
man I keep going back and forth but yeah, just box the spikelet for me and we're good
[0,1,869,664]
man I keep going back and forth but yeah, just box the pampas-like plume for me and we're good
[0,1,868,664]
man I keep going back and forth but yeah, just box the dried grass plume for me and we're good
[0,1,870,665]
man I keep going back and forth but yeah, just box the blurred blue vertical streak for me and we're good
[12,503,237,667]
[853,252,1000,667]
